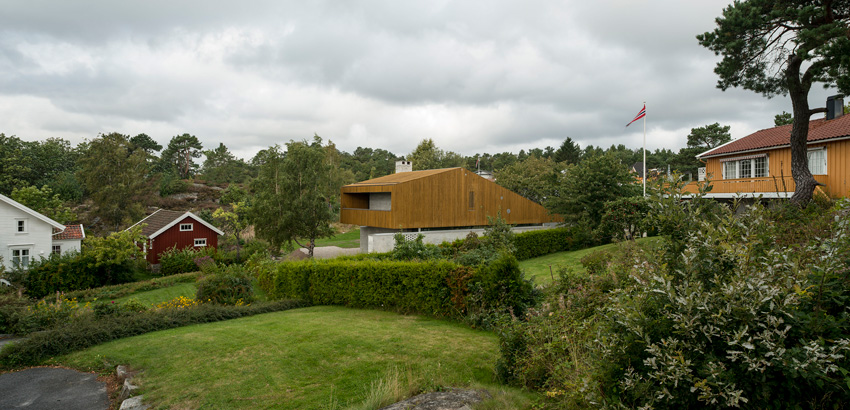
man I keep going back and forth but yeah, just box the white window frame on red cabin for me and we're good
[194,238,207,247]
[180,223,193,231]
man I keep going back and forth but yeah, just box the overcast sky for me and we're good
[0,1,839,160]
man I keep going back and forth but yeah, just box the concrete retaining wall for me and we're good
[361,224,558,253]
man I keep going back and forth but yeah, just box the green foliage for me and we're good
[8,297,88,335]
[92,298,148,318]
[0,294,30,333]
[547,152,639,229]
[470,253,537,319]
[158,171,190,196]
[513,226,595,261]
[391,233,442,261]
[77,132,152,230]
[159,133,203,179]
[579,249,612,276]
[596,196,651,241]
[10,185,77,224]
[406,138,465,171]
[0,300,307,369]
[159,246,207,276]
[22,230,147,298]
[250,137,339,256]
[495,156,563,204]
[196,266,254,305]
[686,122,731,150]
[775,111,794,126]
[60,272,200,302]
[201,143,254,184]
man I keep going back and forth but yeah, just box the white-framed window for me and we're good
[194,238,207,247]
[723,161,737,179]
[15,219,27,233]
[52,245,61,255]
[11,248,31,269]
[180,223,193,231]
[722,156,769,179]
[808,148,827,175]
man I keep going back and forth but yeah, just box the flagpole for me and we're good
[642,101,646,197]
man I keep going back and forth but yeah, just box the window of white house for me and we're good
[52,245,61,255]
[15,219,27,233]
[722,156,768,179]
[180,223,193,231]
[11,249,30,269]
[194,238,207,247]
[808,149,827,175]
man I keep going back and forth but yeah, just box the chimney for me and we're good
[826,95,844,120]
[395,160,412,173]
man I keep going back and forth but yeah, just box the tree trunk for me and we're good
[786,56,819,205]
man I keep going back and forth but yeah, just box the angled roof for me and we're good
[0,193,66,230]
[53,224,85,240]
[343,168,457,186]
[127,209,224,238]
[700,114,850,158]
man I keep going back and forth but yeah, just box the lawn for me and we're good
[112,283,198,306]
[519,236,661,284]
[314,228,361,248]
[58,306,531,409]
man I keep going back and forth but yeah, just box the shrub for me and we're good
[91,297,149,318]
[596,196,651,241]
[513,226,595,261]
[579,249,612,276]
[23,251,140,299]
[159,247,205,275]
[196,266,254,305]
[10,297,89,335]
[0,294,33,333]
[0,300,308,369]
[391,233,442,261]
[60,272,200,302]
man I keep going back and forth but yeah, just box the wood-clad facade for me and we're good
[127,209,224,264]
[683,112,850,199]
[340,168,559,229]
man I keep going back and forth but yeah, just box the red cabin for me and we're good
[127,209,224,264]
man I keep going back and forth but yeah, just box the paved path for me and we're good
[300,245,360,259]
[0,367,109,410]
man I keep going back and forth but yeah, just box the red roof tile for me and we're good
[53,224,85,240]
[701,114,850,158]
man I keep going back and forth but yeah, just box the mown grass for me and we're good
[314,228,361,249]
[112,283,198,306]
[58,306,533,409]
[519,236,661,284]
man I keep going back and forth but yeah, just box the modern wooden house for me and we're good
[684,96,850,199]
[340,166,560,252]
[127,209,224,264]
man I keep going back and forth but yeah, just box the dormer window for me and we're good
[15,219,27,233]
[180,223,193,231]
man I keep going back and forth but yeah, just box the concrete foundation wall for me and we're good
[362,224,557,254]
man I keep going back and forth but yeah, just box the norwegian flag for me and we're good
[626,104,646,127]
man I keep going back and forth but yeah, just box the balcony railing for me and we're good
[682,175,829,195]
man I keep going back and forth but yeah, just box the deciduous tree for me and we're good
[495,156,563,204]
[250,137,338,257]
[698,1,850,204]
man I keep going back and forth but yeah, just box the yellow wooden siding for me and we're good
[340,168,558,229]
[690,139,849,198]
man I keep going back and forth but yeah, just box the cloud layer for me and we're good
[0,1,838,160]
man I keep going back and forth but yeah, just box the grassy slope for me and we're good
[59,306,530,409]
[112,283,198,306]
[314,228,361,248]
[519,237,661,284]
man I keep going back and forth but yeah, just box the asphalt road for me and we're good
[0,367,109,410]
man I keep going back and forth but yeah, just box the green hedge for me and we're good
[257,259,465,317]
[0,300,308,369]
[513,226,597,260]
[22,252,142,299]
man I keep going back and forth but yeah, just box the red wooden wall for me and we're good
[146,216,219,264]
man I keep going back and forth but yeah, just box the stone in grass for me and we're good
[119,379,140,401]
[116,365,134,381]
[119,395,150,410]
[379,388,491,410]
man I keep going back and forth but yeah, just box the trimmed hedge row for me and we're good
[513,226,597,260]
[0,300,308,369]
[257,259,465,317]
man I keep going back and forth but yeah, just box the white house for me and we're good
[0,193,84,270]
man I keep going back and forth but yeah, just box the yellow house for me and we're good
[684,101,850,199]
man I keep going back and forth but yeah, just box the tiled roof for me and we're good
[130,209,187,237]
[343,168,459,186]
[701,114,850,158]
[53,224,85,240]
